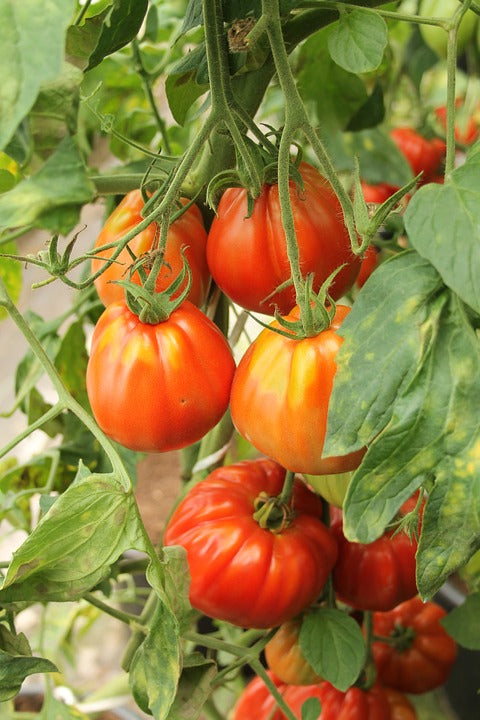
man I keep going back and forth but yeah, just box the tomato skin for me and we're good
[419,0,477,58]
[230,304,366,475]
[91,190,210,307]
[163,458,338,629]
[356,246,380,289]
[281,681,391,720]
[86,300,235,453]
[390,128,446,184]
[330,495,422,612]
[361,182,399,205]
[382,688,417,720]
[265,618,323,686]
[232,672,285,720]
[372,596,458,694]
[206,162,361,315]
[435,100,480,145]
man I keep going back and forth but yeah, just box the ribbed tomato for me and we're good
[206,162,361,315]
[372,596,457,694]
[86,300,235,452]
[230,304,365,475]
[163,458,338,628]
[265,618,323,686]
[390,128,446,184]
[281,681,391,719]
[232,672,285,720]
[382,688,418,720]
[91,190,210,307]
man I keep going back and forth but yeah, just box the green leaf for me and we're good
[163,545,195,633]
[165,71,208,126]
[39,694,89,719]
[29,62,83,148]
[0,136,95,233]
[346,81,385,132]
[299,608,366,691]
[181,0,203,34]
[440,592,480,650]
[0,469,146,603]
[404,152,480,314]
[301,698,322,720]
[129,600,180,719]
[54,320,90,410]
[0,647,57,702]
[0,0,76,149]
[328,9,388,74]
[86,0,149,71]
[66,9,108,69]
[166,659,217,720]
[0,241,22,321]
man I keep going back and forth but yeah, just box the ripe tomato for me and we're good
[435,100,480,145]
[356,246,380,289]
[86,300,235,452]
[372,596,458,694]
[390,128,446,184]
[330,494,422,612]
[265,618,323,686]
[230,304,366,475]
[206,162,361,315]
[163,458,338,628]
[91,190,210,307]
[281,681,391,719]
[382,688,418,720]
[232,672,285,720]
[360,181,399,205]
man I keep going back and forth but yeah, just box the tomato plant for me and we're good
[206,162,361,315]
[265,618,324,685]
[281,681,392,720]
[91,190,211,307]
[371,596,458,694]
[232,672,285,720]
[390,128,446,184]
[230,304,366,475]
[163,458,337,628]
[86,299,235,452]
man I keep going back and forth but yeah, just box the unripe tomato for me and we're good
[91,190,210,307]
[330,494,423,612]
[206,162,361,315]
[86,300,235,452]
[232,672,285,720]
[419,0,478,58]
[281,681,391,719]
[372,596,458,694]
[230,304,366,475]
[303,471,352,508]
[265,618,323,685]
[163,458,338,628]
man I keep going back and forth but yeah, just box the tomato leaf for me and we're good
[165,659,217,720]
[440,592,480,650]
[0,467,147,603]
[404,150,480,314]
[0,136,95,233]
[299,608,366,691]
[163,546,195,634]
[328,9,388,73]
[165,71,209,126]
[0,648,57,702]
[301,698,322,720]
[0,0,75,150]
[86,0,149,71]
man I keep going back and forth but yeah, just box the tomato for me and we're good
[265,618,323,685]
[281,681,391,719]
[163,458,338,628]
[360,181,399,205]
[371,596,458,694]
[356,246,380,289]
[390,128,446,184]
[303,471,352,508]
[419,0,478,58]
[330,494,422,612]
[382,688,418,720]
[91,190,210,307]
[86,300,235,452]
[206,162,361,315]
[232,672,285,720]
[230,304,366,475]
[435,100,480,145]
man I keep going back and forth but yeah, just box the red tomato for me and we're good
[230,304,366,475]
[360,181,399,204]
[330,495,422,612]
[232,672,285,720]
[435,100,480,145]
[281,681,391,719]
[390,128,446,184]
[163,458,338,628]
[265,618,323,686]
[86,300,235,452]
[372,596,457,694]
[356,246,380,289]
[382,687,418,720]
[91,190,210,307]
[206,162,361,315]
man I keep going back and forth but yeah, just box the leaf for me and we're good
[0,0,76,150]
[166,659,217,720]
[0,136,95,233]
[39,694,89,719]
[0,469,147,603]
[404,151,480,314]
[163,545,195,633]
[54,320,90,410]
[440,592,480,650]
[328,9,388,74]
[165,71,208,126]
[129,600,180,719]
[86,0,149,71]
[181,0,203,34]
[299,608,366,691]
[345,81,385,132]
[0,241,22,321]
[301,699,322,720]
[0,648,57,702]
[66,9,108,69]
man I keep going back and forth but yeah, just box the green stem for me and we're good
[0,403,64,460]
[0,225,35,248]
[131,39,172,154]
[278,470,296,504]
[84,592,145,627]
[249,658,298,720]
[74,0,93,25]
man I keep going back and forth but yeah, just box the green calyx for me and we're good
[253,491,295,533]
